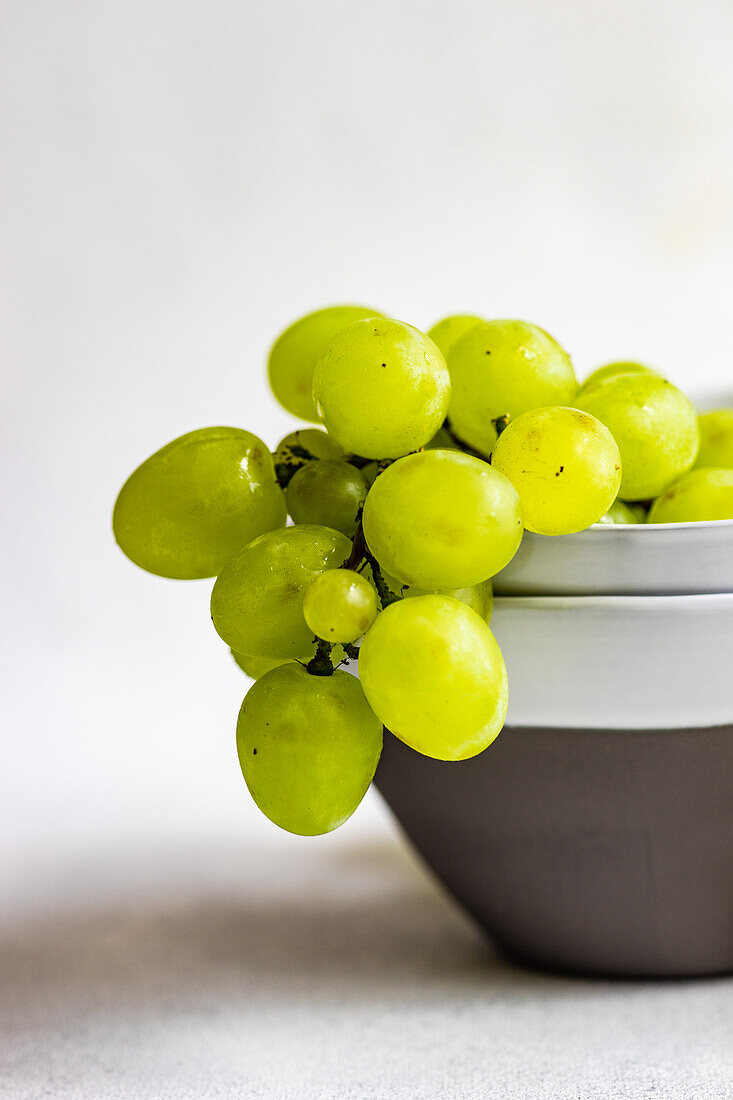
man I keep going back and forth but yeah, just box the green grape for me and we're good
[211,524,351,658]
[359,595,507,761]
[491,407,621,535]
[273,428,343,469]
[303,569,377,643]
[285,459,368,537]
[362,449,523,588]
[231,651,295,679]
[380,568,493,621]
[231,646,346,679]
[237,663,383,835]
[447,320,578,456]
[577,373,699,500]
[312,318,451,458]
[580,360,656,393]
[424,425,461,451]
[696,410,733,469]
[426,314,484,358]
[113,428,286,579]
[268,305,381,421]
[596,500,645,525]
[647,467,733,523]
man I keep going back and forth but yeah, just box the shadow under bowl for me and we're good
[375,725,733,978]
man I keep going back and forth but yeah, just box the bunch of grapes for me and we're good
[113,307,733,836]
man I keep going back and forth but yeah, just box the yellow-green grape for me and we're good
[312,318,451,459]
[424,425,461,451]
[273,428,343,468]
[491,407,621,536]
[231,651,295,679]
[580,360,656,393]
[577,373,699,500]
[211,524,351,658]
[359,595,507,761]
[696,410,733,469]
[426,314,484,358]
[380,569,493,621]
[596,500,645,525]
[237,664,383,835]
[303,569,377,643]
[268,305,381,421]
[447,320,578,456]
[285,459,368,537]
[647,468,733,523]
[362,449,523,588]
[113,428,286,579]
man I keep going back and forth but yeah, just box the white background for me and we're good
[2,6,733,1094]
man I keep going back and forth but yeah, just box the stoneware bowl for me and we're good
[493,519,733,597]
[374,591,733,977]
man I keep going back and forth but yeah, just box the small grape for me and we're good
[362,449,523,588]
[231,651,295,679]
[491,407,621,535]
[426,314,484,358]
[113,428,286,579]
[211,524,351,658]
[359,595,507,761]
[380,569,493,621]
[312,318,451,458]
[647,467,733,523]
[303,569,377,643]
[447,320,578,456]
[268,305,381,421]
[424,425,461,451]
[596,500,645,525]
[286,459,368,537]
[580,360,656,394]
[577,373,699,500]
[696,410,733,469]
[273,428,344,469]
[237,664,383,835]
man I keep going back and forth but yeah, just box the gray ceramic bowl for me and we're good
[375,725,733,978]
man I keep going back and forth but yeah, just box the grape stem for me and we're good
[343,511,400,608]
[305,637,336,676]
[273,445,373,489]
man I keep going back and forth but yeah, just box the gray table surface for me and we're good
[2,827,732,1100]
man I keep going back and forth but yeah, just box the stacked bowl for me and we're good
[375,518,733,977]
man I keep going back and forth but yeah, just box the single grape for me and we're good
[312,318,451,458]
[696,410,733,469]
[647,467,733,523]
[273,428,344,469]
[231,646,346,679]
[447,320,578,456]
[303,569,377,643]
[211,524,351,658]
[231,651,295,679]
[237,663,383,835]
[285,459,368,537]
[426,314,484,358]
[580,360,656,393]
[380,569,493,621]
[424,425,461,451]
[596,500,645,525]
[113,428,286,579]
[577,373,699,500]
[491,407,621,535]
[362,449,523,588]
[359,595,507,761]
[268,305,381,421]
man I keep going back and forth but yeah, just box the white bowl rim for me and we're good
[585,518,733,533]
[494,590,733,608]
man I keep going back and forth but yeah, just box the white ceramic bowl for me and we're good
[493,520,733,597]
[491,592,733,729]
